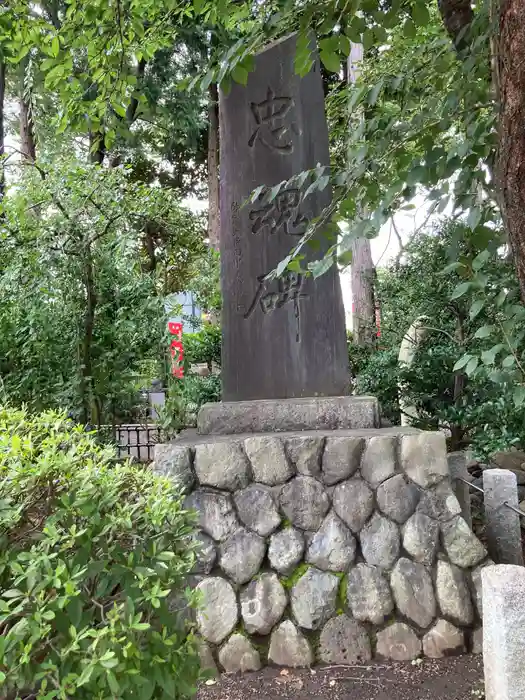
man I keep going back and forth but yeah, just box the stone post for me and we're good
[447,452,472,528]
[483,469,524,566]
[483,565,525,700]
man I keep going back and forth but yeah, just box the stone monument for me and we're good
[219,33,348,402]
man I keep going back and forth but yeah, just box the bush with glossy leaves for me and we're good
[0,407,200,700]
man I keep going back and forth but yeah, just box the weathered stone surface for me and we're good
[219,528,266,584]
[441,516,487,568]
[471,559,493,617]
[400,432,449,488]
[436,561,474,625]
[268,527,304,574]
[286,436,324,477]
[185,490,239,542]
[483,565,525,700]
[448,451,472,527]
[360,513,400,569]
[268,620,313,668]
[491,450,525,472]
[280,476,330,530]
[240,572,287,635]
[402,513,440,566]
[322,437,363,486]
[219,32,350,403]
[423,620,465,658]
[472,627,483,655]
[391,558,436,629]
[347,563,394,624]
[417,481,463,522]
[194,442,251,491]
[332,477,374,533]
[306,511,356,572]
[360,436,397,487]
[196,578,238,644]
[244,436,294,485]
[377,474,420,524]
[153,444,194,492]
[219,634,261,673]
[193,533,217,575]
[290,568,339,630]
[376,623,421,661]
[234,484,281,536]
[318,615,372,665]
[483,469,524,566]
[198,640,218,676]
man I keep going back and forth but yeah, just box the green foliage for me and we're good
[0,158,205,424]
[0,406,200,699]
[355,348,400,424]
[355,221,525,455]
[280,561,310,590]
[184,325,222,369]
[157,374,221,437]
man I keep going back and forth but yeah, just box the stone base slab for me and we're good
[197,396,380,435]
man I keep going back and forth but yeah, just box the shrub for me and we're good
[183,326,221,370]
[354,348,400,424]
[0,407,200,700]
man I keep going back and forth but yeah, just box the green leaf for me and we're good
[231,64,249,86]
[412,2,430,26]
[403,20,417,38]
[368,80,383,106]
[465,356,479,376]
[450,282,471,300]
[472,249,490,271]
[502,354,516,368]
[513,386,525,408]
[320,50,341,74]
[107,671,120,694]
[51,36,60,58]
[474,325,493,339]
[309,256,334,278]
[453,354,472,372]
[469,300,484,320]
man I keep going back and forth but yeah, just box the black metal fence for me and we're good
[99,423,162,463]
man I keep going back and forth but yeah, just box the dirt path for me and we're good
[198,657,484,700]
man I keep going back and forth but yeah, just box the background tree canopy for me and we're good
[0,0,524,452]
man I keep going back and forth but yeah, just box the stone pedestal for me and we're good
[154,423,488,672]
[197,395,380,435]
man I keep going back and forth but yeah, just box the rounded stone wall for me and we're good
[154,430,488,672]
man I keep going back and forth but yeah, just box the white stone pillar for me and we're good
[483,565,525,700]
[483,469,524,565]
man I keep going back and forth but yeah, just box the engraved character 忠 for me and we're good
[248,87,295,154]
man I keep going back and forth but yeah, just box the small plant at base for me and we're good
[0,406,201,699]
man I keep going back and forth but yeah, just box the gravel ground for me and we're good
[198,657,484,700]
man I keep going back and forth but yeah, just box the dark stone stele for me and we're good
[219,33,348,402]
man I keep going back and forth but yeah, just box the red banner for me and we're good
[169,322,184,378]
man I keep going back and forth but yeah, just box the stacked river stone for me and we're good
[154,428,489,672]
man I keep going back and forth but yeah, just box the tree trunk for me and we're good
[207,83,220,250]
[348,42,377,345]
[0,58,5,210]
[89,132,105,165]
[19,92,36,162]
[351,237,377,346]
[496,0,525,303]
[80,243,98,425]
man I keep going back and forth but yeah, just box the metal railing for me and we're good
[99,423,162,463]
[456,471,525,566]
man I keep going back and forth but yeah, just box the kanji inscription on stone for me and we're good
[220,34,348,401]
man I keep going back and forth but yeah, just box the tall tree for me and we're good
[348,41,377,346]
